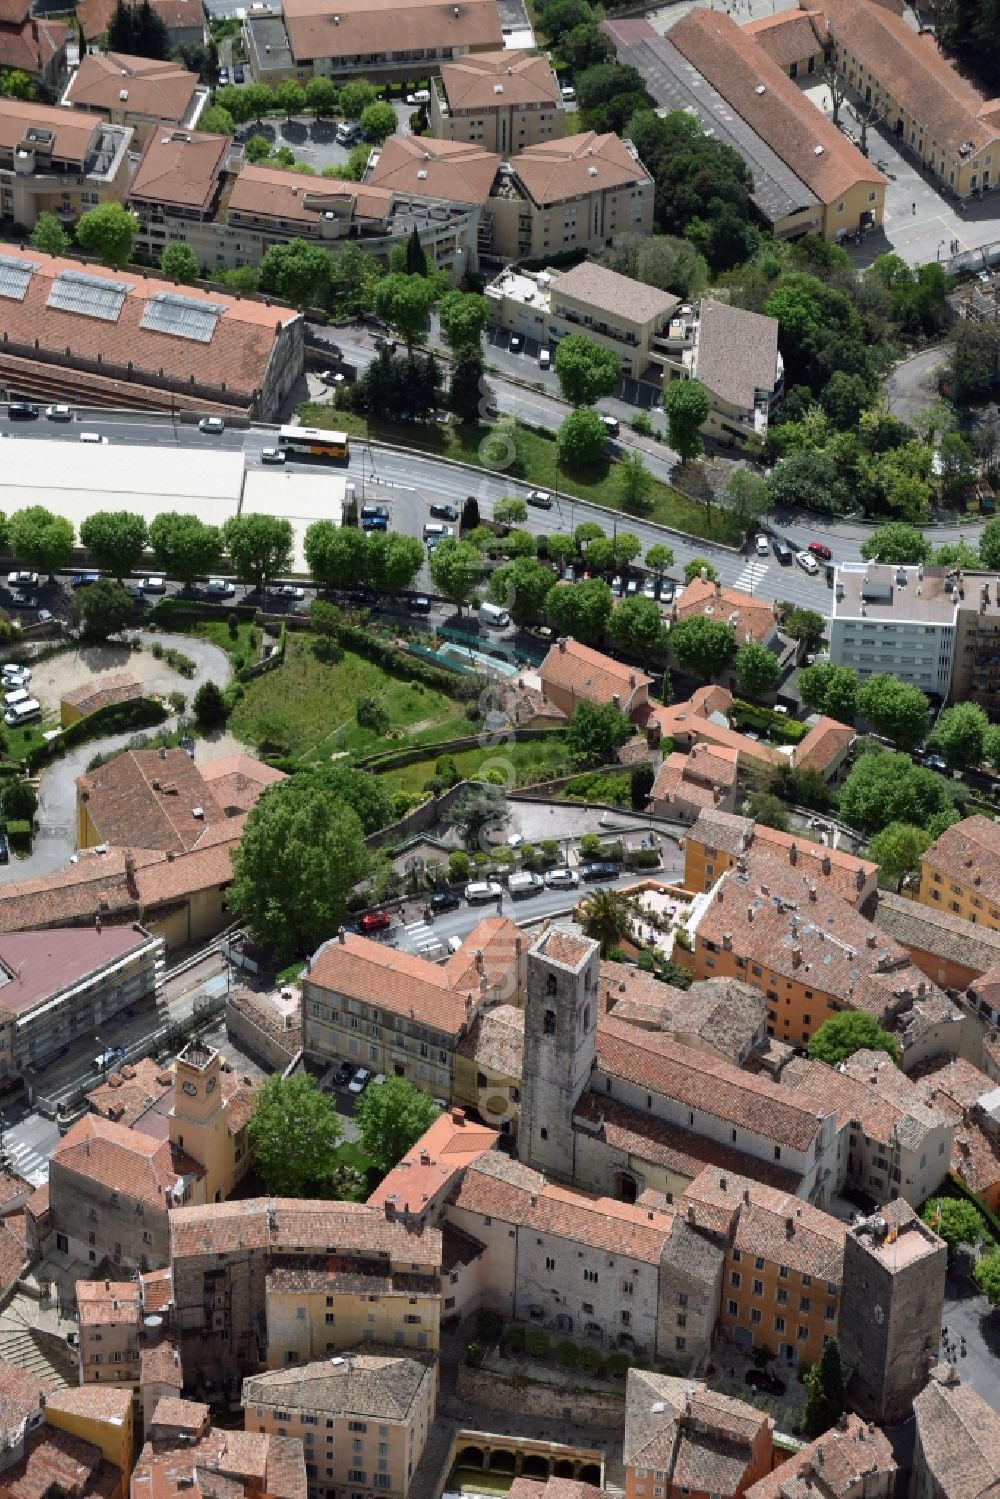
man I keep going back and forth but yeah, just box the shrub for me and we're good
[525,1329,549,1358]
[578,1345,602,1374]
[193,680,227,729]
[555,1341,580,1368]
[448,850,470,881]
[579,832,603,858]
[151,641,164,659]
[606,1351,632,1378]
[502,1327,526,1356]
[168,691,188,713]
[631,411,653,436]
[358,695,390,733]
[5,819,31,850]
[476,1308,504,1342]
[465,1341,483,1367]
[228,612,239,640]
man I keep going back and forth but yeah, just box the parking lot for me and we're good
[485,325,661,408]
[232,101,414,173]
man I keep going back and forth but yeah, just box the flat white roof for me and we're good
[241,468,345,571]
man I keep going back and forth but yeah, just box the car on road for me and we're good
[276,584,306,600]
[659,578,675,605]
[626,575,639,594]
[580,860,621,881]
[509,335,521,352]
[773,538,793,565]
[348,1067,372,1095]
[545,867,579,889]
[318,370,345,388]
[37,609,54,623]
[602,415,620,439]
[755,533,770,556]
[562,565,576,584]
[506,832,524,847]
[808,541,833,561]
[70,572,99,589]
[527,489,553,509]
[8,571,38,588]
[409,595,432,614]
[796,550,820,574]
[10,592,38,608]
[334,1061,353,1086]
[745,1370,785,1396]
[430,890,461,912]
[359,910,391,933]
[429,503,458,520]
[7,402,38,419]
[466,880,503,903]
[233,62,245,82]
[206,578,236,597]
[199,416,225,434]
[374,336,397,353]
[920,752,947,771]
[45,404,72,421]
[260,447,286,464]
[446,936,463,954]
[362,515,388,532]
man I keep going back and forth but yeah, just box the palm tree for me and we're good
[576,888,635,958]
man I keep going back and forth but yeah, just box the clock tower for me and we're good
[170,1040,229,1202]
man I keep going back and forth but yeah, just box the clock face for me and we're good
[182,1081,197,1096]
[206,1076,217,1093]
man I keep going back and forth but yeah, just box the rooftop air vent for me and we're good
[814,145,824,154]
[755,84,766,95]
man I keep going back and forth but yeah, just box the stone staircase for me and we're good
[0,1327,74,1387]
[408,1416,458,1499]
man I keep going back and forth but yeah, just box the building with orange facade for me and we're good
[915,815,1000,932]
[624,1370,773,1499]
[682,809,878,906]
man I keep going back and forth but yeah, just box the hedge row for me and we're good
[730,699,809,745]
[336,622,485,701]
[26,698,168,771]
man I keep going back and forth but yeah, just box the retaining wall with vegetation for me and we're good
[454,1367,626,1429]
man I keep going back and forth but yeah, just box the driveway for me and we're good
[4,632,231,884]
[29,638,220,717]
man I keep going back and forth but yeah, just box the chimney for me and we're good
[743,1187,750,1204]
[475,950,485,973]
[808,883,817,903]
[789,842,797,866]
[714,578,722,596]
[785,1216,794,1237]
[558,638,567,652]
[687,1204,695,1223]
[822,853,831,875]
[791,947,802,968]
[451,1107,465,1124]
[747,905,754,923]
[159,746,167,760]
[719,1176,727,1191]
[722,932,733,951]
[855,866,865,891]
[125,854,137,899]
[95,913,102,934]
[866,933,877,949]
[338,927,346,944]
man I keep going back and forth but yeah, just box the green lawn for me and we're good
[227,632,468,763]
[379,733,572,797]
[168,615,259,661]
[295,405,742,546]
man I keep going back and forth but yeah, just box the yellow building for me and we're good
[916,815,1000,931]
[682,807,878,906]
[0,97,131,231]
[169,1041,255,1205]
[44,1386,134,1478]
[76,1280,141,1389]
[454,1006,523,1138]
[430,50,564,155]
[60,674,143,730]
[243,1352,437,1499]
[264,1263,441,1367]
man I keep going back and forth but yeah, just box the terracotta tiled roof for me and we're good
[76,1280,141,1326]
[652,698,785,769]
[282,0,501,66]
[0,246,298,408]
[151,1397,208,1432]
[46,1386,132,1423]
[513,130,651,205]
[450,1150,676,1264]
[225,164,393,226]
[0,1363,54,1448]
[369,133,500,204]
[536,927,595,968]
[169,1198,442,1266]
[140,1337,183,1390]
[1,1427,114,1499]
[25,1184,47,1219]
[539,638,652,712]
[874,891,1000,975]
[687,809,877,903]
[782,1051,949,1155]
[744,8,829,67]
[922,815,1000,906]
[0,95,100,161]
[243,1349,434,1420]
[597,1015,826,1151]
[66,51,199,121]
[0,14,68,75]
[911,1055,1000,1198]
[685,1167,845,1280]
[669,9,884,204]
[674,575,778,646]
[87,1057,174,1129]
[748,1414,894,1499]
[456,1003,523,1076]
[368,1109,497,1214]
[129,129,229,212]
[912,1365,1000,1499]
[550,259,678,325]
[652,746,738,810]
[141,1266,174,1313]
[625,1369,770,1486]
[79,748,230,853]
[442,915,523,996]
[600,961,766,1063]
[51,1113,204,1209]
[77,0,202,39]
[440,49,560,111]
[793,716,855,775]
[61,673,143,717]
[0,0,29,26]
[509,1482,603,1499]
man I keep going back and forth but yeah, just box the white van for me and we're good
[336,120,360,145]
[3,688,28,708]
[422,522,454,542]
[79,431,108,444]
[479,600,510,629]
[407,88,431,105]
[539,348,551,370]
[4,697,40,726]
[508,871,543,898]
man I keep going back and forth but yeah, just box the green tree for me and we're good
[230,779,370,957]
[922,1197,989,1248]
[613,531,642,567]
[664,378,710,463]
[781,607,827,655]
[859,523,931,565]
[645,544,674,576]
[160,242,200,283]
[683,557,717,584]
[339,78,377,118]
[276,78,306,118]
[746,791,790,831]
[575,522,605,549]
[668,615,736,681]
[360,99,396,141]
[215,83,251,123]
[868,822,932,883]
[148,511,222,584]
[488,556,555,625]
[857,675,930,749]
[838,751,960,835]
[982,518,1000,571]
[222,514,294,594]
[974,1248,1000,1305]
[577,888,634,958]
[803,1340,845,1440]
[723,468,771,524]
[554,333,621,406]
[616,452,653,513]
[79,510,148,580]
[193,680,227,729]
[75,202,138,269]
[735,641,779,699]
[248,1073,343,1196]
[77,579,133,640]
[29,212,70,257]
[366,533,425,597]
[199,104,234,135]
[428,538,482,614]
[565,700,632,766]
[807,1012,901,1067]
[799,663,858,723]
[609,596,665,659]
[317,764,394,835]
[557,408,607,468]
[438,290,489,352]
[373,272,436,352]
[243,82,274,122]
[259,238,332,307]
[9,506,74,577]
[305,76,339,116]
[930,701,990,769]
[304,522,368,590]
[0,68,33,99]
[449,350,487,423]
[493,498,527,527]
[1,780,36,822]
[443,781,508,842]
[934,540,981,569]
[243,133,271,163]
[545,578,613,645]
[354,1076,440,1174]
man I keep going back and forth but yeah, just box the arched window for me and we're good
[543,1010,556,1035]
[582,1005,591,1032]
[546,974,557,996]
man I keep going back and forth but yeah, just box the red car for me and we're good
[359,910,391,934]
[808,541,832,561]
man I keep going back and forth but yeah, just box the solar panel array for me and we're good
[47,270,131,321]
[140,292,225,343]
[0,256,38,303]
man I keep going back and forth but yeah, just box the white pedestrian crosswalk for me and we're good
[404,919,445,956]
[732,559,770,595]
[5,1138,48,1186]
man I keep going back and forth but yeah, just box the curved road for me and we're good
[8,631,231,883]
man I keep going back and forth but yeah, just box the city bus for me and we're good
[277,425,350,462]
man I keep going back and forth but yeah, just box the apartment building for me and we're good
[658,300,783,448]
[50,1114,206,1271]
[623,1370,773,1499]
[649,745,740,822]
[77,1280,142,1389]
[132,1398,306,1499]
[453,1005,523,1136]
[912,1054,1000,1215]
[431,51,563,155]
[44,1388,134,1481]
[911,1363,1000,1499]
[302,918,526,1101]
[873,890,1000,992]
[0,98,130,232]
[681,1168,845,1368]
[485,261,679,381]
[0,0,68,86]
[538,638,652,721]
[682,808,879,908]
[830,563,960,696]
[367,1108,498,1227]
[744,1415,895,1499]
[243,1353,437,1499]
[168,1199,442,1374]
[243,0,502,87]
[678,858,965,1064]
[61,53,208,149]
[915,815,1000,934]
[653,688,785,777]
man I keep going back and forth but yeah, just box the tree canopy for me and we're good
[79,510,148,580]
[565,700,632,766]
[930,702,990,770]
[77,579,133,640]
[798,663,858,723]
[545,578,613,644]
[428,538,483,613]
[557,408,608,468]
[222,514,294,593]
[609,596,666,659]
[922,1197,989,1248]
[735,641,779,699]
[577,888,635,958]
[487,556,555,625]
[554,333,622,406]
[354,1077,440,1175]
[807,1012,901,1067]
[248,1073,343,1196]
[664,379,710,463]
[857,674,930,749]
[160,242,200,284]
[148,512,222,583]
[258,238,332,307]
[9,506,74,577]
[668,615,736,681]
[373,272,436,351]
[860,523,932,565]
[75,203,138,269]
[803,1340,845,1440]
[838,750,960,835]
[868,822,932,883]
[437,290,489,352]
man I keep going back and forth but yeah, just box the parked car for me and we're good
[506,832,524,847]
[45,404,72,421]
[430,890,461,912]
[70,572,99,589]
[141,576,166,593]
[348,1067,372,1095]
[745,1370,785,1396]
[527,489,553,509]
[217,65,230,84]
[37,609,53,623]
[409,595,432,614]
[11,593,38,608]
[7,402,38,419]
[560,83,576,101]
[545,867,579,889]
[808,541,833,561]
[610,574,623,597]
[260,447,286,464]
[659,578,675,605]
[179,735,195,758]
[1,666,29,686]
[755,533,770,556]
[199,416,225,434]
[796,550,819,574]
[8,571,38,588]
[429,503,458,520]
[643,575,658,599]
[579,860,621,881]
[602,415,620,439]
[626,575,639,595]
[509,335,522,352]
[334,1061,354,1086]
[466,880,503,903]
[407,88,431,105]
[233,62,245,82]
[773,539,793,565]
[275,584,305,600]
[359,909,391,933]
[562,565,576,584]
[206,578,236,597]
[374,336,397,353]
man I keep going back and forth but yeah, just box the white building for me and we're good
[829,563,958,697]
